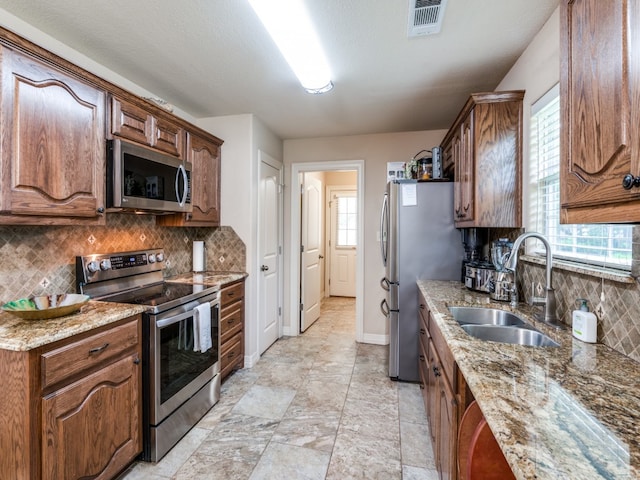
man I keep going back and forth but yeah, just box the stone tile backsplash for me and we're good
[0,214,246,303]
[520,261,640,363]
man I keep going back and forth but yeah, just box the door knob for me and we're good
[261,265,269,271]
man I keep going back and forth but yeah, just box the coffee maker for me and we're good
[461,229,494,292]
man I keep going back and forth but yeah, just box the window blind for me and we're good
[530,85,632,270]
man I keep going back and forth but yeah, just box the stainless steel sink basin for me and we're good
[461,324,560,347]
[448,306,526,327]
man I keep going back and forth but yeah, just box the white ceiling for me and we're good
[0,0,559,139]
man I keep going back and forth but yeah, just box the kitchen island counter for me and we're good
[0,301,146,351]
[419,279,640,480]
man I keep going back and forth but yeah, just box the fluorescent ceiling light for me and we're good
[249,0,333,94]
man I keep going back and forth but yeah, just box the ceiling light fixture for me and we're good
[248,0,333,94]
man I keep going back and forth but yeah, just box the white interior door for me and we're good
[329,189,357,297]
[258,159,282,354]
[300,173,322,332]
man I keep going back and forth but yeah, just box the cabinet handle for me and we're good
[89,343,109,354]
[419,382,425,390]
[96,206,105,214]
[133,356,140,365]
[420,328,426,335]
[432,365,441,377]
[622,173,640,190]
[228,351,235,358]
[419,303,425,310]
[419,354,425,361]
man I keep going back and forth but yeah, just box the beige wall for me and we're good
[197,114,282,366]
[496,7,560,230]
[284,131,447,342]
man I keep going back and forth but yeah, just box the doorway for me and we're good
[289,160,364,341]
[258,152,283,355]
[326,186,357,297]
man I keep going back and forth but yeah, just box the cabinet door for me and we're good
[0,47,105,222]
[459,111,475,223]
[41,354,141,480]
[438,374,457,480]
[186,131,221,225]
[454,110,476,226]
[111,96,153,146]
[560,0,640,222]
[153,116,183,158]
[452,126,464,221]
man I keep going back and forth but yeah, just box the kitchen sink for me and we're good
[460,324,560,347]
[448,306,526,327]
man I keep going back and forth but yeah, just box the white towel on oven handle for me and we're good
[193,303,212,353]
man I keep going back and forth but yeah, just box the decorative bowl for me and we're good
[1,293,90,320]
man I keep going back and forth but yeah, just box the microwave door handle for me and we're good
[156,299,220,328]
[175,165,189,207]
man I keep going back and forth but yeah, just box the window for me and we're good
[335,193,357,247]
[530,85,632,270]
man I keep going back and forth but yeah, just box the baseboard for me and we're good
[360,333,388,345]
[243,351,260,369]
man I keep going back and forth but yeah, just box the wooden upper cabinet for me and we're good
[442,91,524,228]
[157,130,222,227]
[110,95,183,159]
[0,46,106,224]
[560,0,640,223]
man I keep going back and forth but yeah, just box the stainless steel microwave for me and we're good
[107,139,192,214]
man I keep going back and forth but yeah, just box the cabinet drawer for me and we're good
[221,304,243,343]
[221,282,244,306]
[41,318,139,389]
[220,333,243,376]
[429,319,455,387]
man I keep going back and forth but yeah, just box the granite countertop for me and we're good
[0,301,146,352]
[418,279,640,480]
[0,272,246,353]
[166,271,247,287]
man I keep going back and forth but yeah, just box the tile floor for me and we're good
[120,297,438,479]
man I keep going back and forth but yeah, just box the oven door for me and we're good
[148,294,220,425]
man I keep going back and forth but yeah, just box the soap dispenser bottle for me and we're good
[572,299,597,343]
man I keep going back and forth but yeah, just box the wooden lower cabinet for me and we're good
[0,315,142,480]
[418,293,470,480]
[220,279,245,380]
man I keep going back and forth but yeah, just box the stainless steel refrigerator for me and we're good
[380,180,463,382]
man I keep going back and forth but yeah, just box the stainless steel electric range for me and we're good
[76,248,220,462]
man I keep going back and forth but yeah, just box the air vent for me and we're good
[407,0,448,37]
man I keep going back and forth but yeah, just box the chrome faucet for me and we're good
[503,232,565,329]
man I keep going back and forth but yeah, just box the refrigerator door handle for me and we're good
[380,193,389,266]
[380,298,390,316]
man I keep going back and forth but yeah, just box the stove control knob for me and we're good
[148,254,156,263]
[156,253,164,262]
[87,261,100,273]
[100,259,111,270]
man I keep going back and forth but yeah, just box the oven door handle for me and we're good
[156,300,219,328]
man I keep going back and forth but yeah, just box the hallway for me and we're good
[121,297,437,479]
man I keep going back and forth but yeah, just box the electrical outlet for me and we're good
[595,302,605,320]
